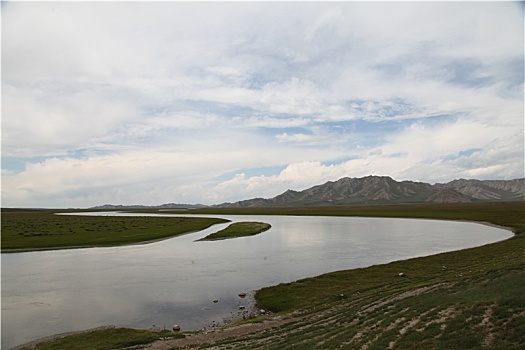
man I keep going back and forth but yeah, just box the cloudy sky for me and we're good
[2,1,524,208]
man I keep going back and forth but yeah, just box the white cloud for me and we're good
[2,82,141,157]
[208,161,348,203]
[2,1,523,207]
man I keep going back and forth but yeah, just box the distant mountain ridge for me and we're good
[90,203,206,210]
[216,176,525,208]
[437,179,525,200]
[89,176,525,209]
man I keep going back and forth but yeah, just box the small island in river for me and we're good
[197,221,271,241]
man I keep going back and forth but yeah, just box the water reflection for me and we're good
[2,214,512,349]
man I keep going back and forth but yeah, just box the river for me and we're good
[1,213,512,349]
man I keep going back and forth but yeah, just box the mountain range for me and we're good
[90,176,525,210]
[215,176,525,208]
[90,203,207,210]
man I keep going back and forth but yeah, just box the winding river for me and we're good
[2,213,513,349]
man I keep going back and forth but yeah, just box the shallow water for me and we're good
[1,213,512,349]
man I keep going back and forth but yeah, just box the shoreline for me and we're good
[1,227,220,254]
[9,293,260,350]
[9,326,117,350]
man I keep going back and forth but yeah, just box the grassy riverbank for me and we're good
[13,202,525,349]
[197,221,271,241]
[238,202,525,349]
[1,209,228,252]
[14,327,185,350]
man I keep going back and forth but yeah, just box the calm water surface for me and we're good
[2,213,512,349]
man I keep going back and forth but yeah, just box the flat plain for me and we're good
[1,209,228,252]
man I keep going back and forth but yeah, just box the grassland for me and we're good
[1,209,228,252]
[16,327,185,350]
[197,221,271,241]
[10,202,525,349]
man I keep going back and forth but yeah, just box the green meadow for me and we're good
[1,209,228,252]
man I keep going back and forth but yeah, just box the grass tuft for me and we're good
[197,221,271,241]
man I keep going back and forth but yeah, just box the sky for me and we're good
[2,1,524,208]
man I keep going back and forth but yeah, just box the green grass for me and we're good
[188,201,523,224]
[19,327,185,350]
[197,221,271,241]
[1,209,229,252]
[251,202,524,313]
